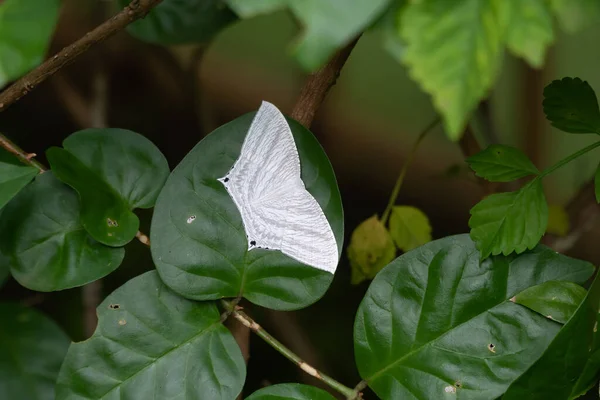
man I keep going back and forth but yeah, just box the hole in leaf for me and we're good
[187,215,196,224]
[107,218,118,227]
[108,304,120,310]
[488,343,496,353]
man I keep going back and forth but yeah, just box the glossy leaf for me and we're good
[246,383,337,400]
[0,172,124,291]
[288,0,391,71]
[348,215,396,285]
[119,0,237,45]
[0,0,60,88]
[504,272,600,399]
[0,148,38,209]
[546,204,570,237]
[151,112,343,311]
[225,0,287,18]
[466,144,539,182]
[549,0,600,33]
[388,206,431,252]
[354,234,594,400]
[56,271,246,400]
[0,303,70,400]
[543,77,600,134]
[400,0,505,139]
[513,281,586,324]
[595,161,600,203]
[505,0,554,68]
[469,180,548,259]
[47,128,169,247]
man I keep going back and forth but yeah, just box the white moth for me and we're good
[218,101,339,274]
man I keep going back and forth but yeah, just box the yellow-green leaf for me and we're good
[389,206,432,252]
[546,204,569,237]
[347,215,396,285]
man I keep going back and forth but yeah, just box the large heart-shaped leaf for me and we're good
[505,271,600,399]
[56,271,246,400]
[469,179,548,259]
[151,112,343,311]
[0,0,60,88]
[0,148,38,209]
[119,0,236,45]
[47,128,169,247]
[400,0,505,139]
[354,234,594,399]
[246,383,337,400]
[0,303,70,400]
[0,172,124,291]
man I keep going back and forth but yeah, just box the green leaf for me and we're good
[151,112,343,311]
[546,204,570,236]
[56,271,246,400]
[466,144,539,182]
[372,1,406,64]
[388,206,432,252]
[347,215,396,285]
[0,303,70,400]
[225,0,287,18]
[504,0,554,68]
[288,0,391,71]
[543,77,600,134]
[504,271,600,399]
[0,148,38,209]
[47,128,169,247]
[513,281,587,324]
[469,180,548,259]
[119,0,237,45]
[0,0,60,88]
[354,234,594,399]
[400,0,505,139]
[246,383,337,400]
[595,161,600,203]
[0,248,8,287]
[0,172,124,292]
[549,0,600,33]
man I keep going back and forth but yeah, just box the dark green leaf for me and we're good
[56,271,246,400]
[0,148,38,209]
[549,0,600,33]
[0,172,124,291]
[225,0,287,18]
[47,147,139,247]
[505,0,554,68]
[119,0,236,45]
[400,0,505,139]
[0,303,70,400]
[543,77,600,134]
[466,144,539,182]
[0,0,60,88]
[469,180,548,259]
[354,234,594,399]
[504,271,600,399]
[246,384,337,400]
[347,215,396,285]
[151,112,343,311]
[0,248,8,287]
[47,128,169,247]
[288,0,391,71]
[388,206,432,252]
[513,281,587,324]
[595,161,600,203]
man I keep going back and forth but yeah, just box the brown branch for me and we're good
[290,37,360,128]
[0,133,46,172]
[0,0,164,113]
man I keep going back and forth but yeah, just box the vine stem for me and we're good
[380,116,440,224]
[0,0,164,112]
[221,300,360,399]
[535,140,600,180]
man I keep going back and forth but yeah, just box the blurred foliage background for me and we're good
[2,0,600,397]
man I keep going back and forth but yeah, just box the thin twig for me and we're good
[222,301,360,400]
[0,0,164,113]
[0,133,45,172]
[290,37,360,127]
